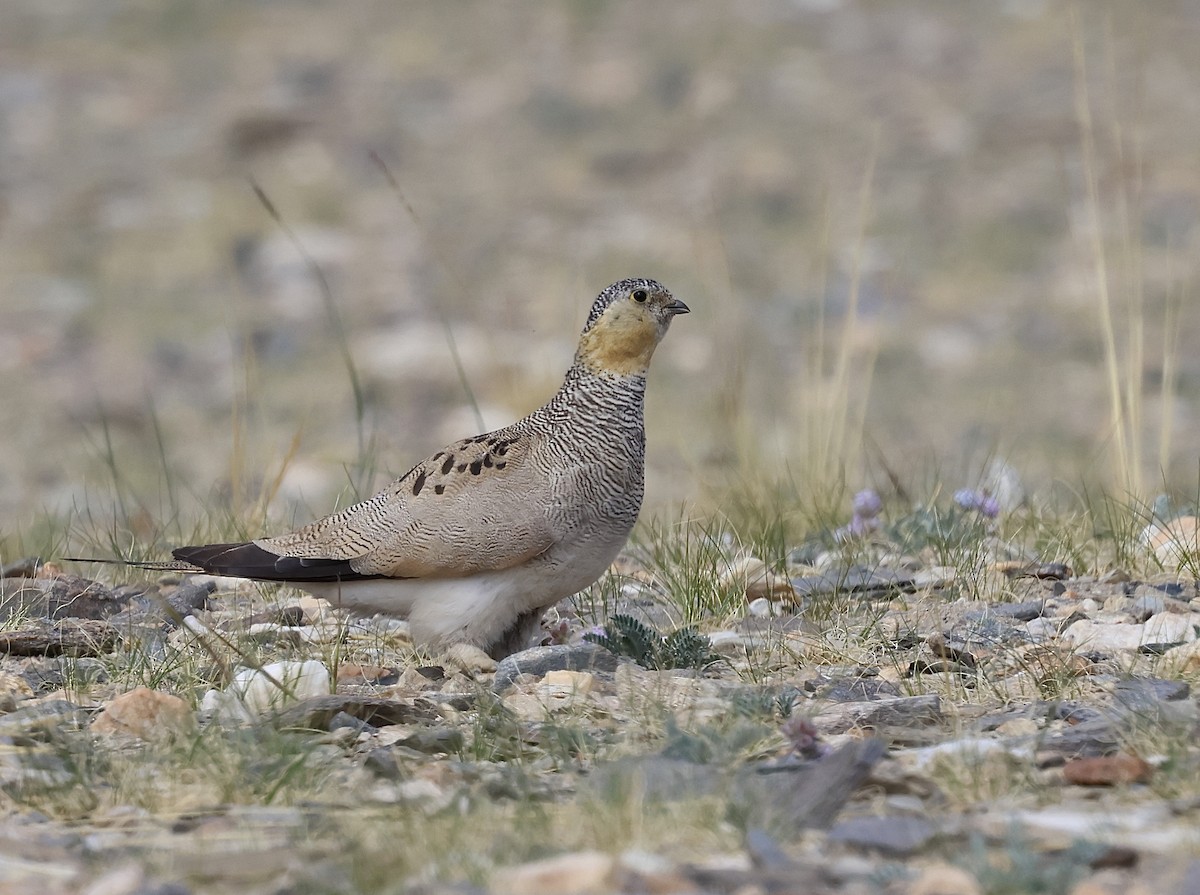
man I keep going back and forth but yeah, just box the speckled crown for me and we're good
[582,277,669,331]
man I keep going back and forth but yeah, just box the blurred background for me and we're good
[2,1,1199,542]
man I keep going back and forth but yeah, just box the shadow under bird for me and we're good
[92,278,688,659]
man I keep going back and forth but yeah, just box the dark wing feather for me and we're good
[172,542,387,583]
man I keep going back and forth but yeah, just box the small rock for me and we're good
[995,562,1072,580]
[502,672,594,721]
[615,849,693,893]
[744,828,793,869]
[443,643,497,675]
[542,669,595,694]
[271,695,439,730]
[1130,593,1167,621]
[244,623,303,647]
[719,556,797,602]
[1088,845,1139,870]
[1142,611,1196,646]
[1144,515,1200,569]
[243,604,307,627]
[706,630,747,652]
[0,619,118,657]
[393,727,464,755]
[0,556,41,578]
[1165,639,1200,671]
[326,712,375,736]
[394,778,452,809]
[108,581,214,629]
[826,815,937,856]
[336,663,397,684]
[968,599,1046,622]
[362,748,403,780]
[995,718,1039,737]
[792,565,920,599]
[812,675,900,702]
[1024,617,1061,640]
[491,850,614,895]
[1062,620,1145,652]
[79,862,148,895]
[1040,717,1121,758]
[0,699,89,737]
[1070,872,1151,895]
[908,862,983,895]
[0,671,34,711]
[92,687,193,740]
[1062,753,1152,786]
[203,660,330,723]
[1112,676,1190,709]
[394,666,446,691]
[814,694,943,734]
[493,643,620,692]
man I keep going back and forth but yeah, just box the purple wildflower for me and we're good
[781,714,824,759]
[979,496,1001,519]
[852,489,883,519]
[955,488,982,511]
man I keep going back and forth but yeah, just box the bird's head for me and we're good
[576,278,689,376]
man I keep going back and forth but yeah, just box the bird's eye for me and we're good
[632,289,648,303]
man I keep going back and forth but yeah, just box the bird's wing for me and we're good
[250,429,559,579]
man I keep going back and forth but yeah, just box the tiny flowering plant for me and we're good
[835,488,884,542]
[954,488,1001,519]
[835,482,1007,562]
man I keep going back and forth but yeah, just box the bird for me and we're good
[143,278,687,659]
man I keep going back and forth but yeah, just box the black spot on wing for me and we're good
[412,469,427,496]
[172,542,386,583]
[441,454,455,474]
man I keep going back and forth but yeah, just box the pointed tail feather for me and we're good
[65,541,387,584]
[61,556,206,573]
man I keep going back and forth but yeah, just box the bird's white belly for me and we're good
[300,557,601,650]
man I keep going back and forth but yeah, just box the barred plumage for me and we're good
[168,278,688,658]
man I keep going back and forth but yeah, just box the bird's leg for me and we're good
[486,606,550,660]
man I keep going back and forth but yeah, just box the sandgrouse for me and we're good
[162,278,687,658]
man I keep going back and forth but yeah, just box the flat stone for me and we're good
[1130,593,1168,621]
[108,581,214,630]
[826,814,938,856]
[272,695,440,730]
[967,599,1047,622]
[1165,640,1200,671]
[493,643,620,691]
[0,619,117,657]
[443,643,496,674]
[813,694,943,734]
[1062,620,1146,652]
[1063,753,1152,786]
[91,687,193,740]
[0,699,89,738]
[735,737,888,830]
[1025,617,1061,640]
[909,863,983,895]
[812,675,901,702]
[1141,611,1196,647]
[491,850,614,895]
[392,727,464,755]
[1112,677,1190,710]
[1040,717,1121,758]
[791,566,918,599]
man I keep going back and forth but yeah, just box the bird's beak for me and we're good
[666,299,690,316]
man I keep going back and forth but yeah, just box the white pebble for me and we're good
[206,660,331,724]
